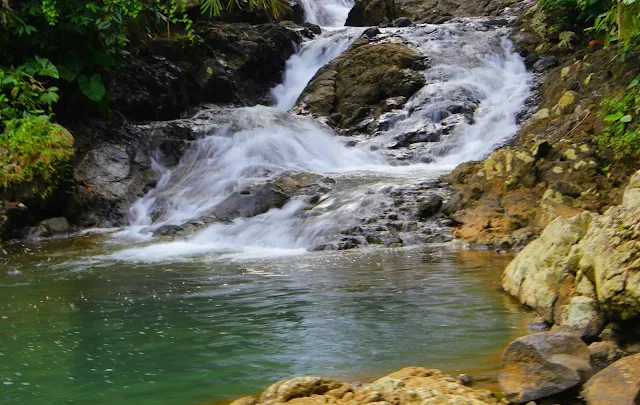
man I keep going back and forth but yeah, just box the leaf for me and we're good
[78,74,105,101]
[604,112,625,121]
[58,66,78,82]
[620,115,633,123]
[628,75,640,89]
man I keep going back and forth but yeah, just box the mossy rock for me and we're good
[0,120,75,202]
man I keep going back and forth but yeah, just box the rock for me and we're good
[298,42,426,130]
[418,195,443,218]
[588,341,624,372]
[394,17,412,27]
[503,170,640,327]
[533,56,558,72]
[458,374,473,386]
[363,27,381,38]
[214,185,289,221]
[259,376,343,405]
[31,217,72,238]
[245,367,501,405]
[554,91,578,115]
[623,169,640,209]
[581,354,640,405]
[346,0,397,26]
[502,212,593,322]
[531,108,550,121]
[498,332,593,403]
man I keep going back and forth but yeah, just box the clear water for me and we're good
[0,239,530,405]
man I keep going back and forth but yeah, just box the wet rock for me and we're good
[363,27,381,38]
[417,195,443,218]
[298,42,425,130]
[457,374,474,386]
[0,202,29,241]
[394,17,412,27]
[38,217,72,236]
[498,332,593,403]
[581,354,640,405]
[214,186,289,221]
[533,56,558,72]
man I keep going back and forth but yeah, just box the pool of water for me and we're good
[0,237,530,405]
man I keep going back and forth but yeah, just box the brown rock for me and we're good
[259,376,343,405]
[581,354,640,405]
[498,332,593,403]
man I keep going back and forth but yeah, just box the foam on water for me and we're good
[298,0,355,26]
[272,28,361,110]
[111,17,532,262]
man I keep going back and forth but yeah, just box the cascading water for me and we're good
[298,0,355,26]
[271,28,361,110]
[116,8,532,261]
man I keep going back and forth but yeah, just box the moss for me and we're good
[0,118,74,200]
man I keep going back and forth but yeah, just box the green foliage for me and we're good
[201,0,288,18]
[597,76,640,158]
[0,57,59,126]
[0,117,74,198]
[0,0,287,199]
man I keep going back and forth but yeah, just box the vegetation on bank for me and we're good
[0,0,287,198]
[536,0,640,159]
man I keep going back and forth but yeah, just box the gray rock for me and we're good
[364,27,380,38]
[498,332,593,403]
[214,186,289,221]
[32,217,72,238]
[418,195,443,218]
[394,17,412,27]
[533,56,558,72]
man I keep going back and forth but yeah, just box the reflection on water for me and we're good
[0,237,530,405]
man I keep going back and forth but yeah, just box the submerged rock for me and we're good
[498,332,593,403]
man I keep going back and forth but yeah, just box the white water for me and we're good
[298,0,354,26]
[113,15,533,262]
[272,28,361,110]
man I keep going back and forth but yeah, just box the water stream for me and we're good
[0,2,536,405]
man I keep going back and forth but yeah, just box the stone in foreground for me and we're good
[235,367,504,405]
[581,353,640,405]
[498,332,593,403]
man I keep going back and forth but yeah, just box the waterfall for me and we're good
[113,16,533,261]
[271,28,362,110]
[298,0,355,27]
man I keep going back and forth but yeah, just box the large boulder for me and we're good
[581,353,640,405]
[345,0,398,26]
[298,41,426,130]
[498,332,593,403]
[502,169,640,337]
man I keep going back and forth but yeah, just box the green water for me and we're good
[0,236,530,405]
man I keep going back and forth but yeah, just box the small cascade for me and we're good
[298,0,355,27]
[272,28,362,110]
